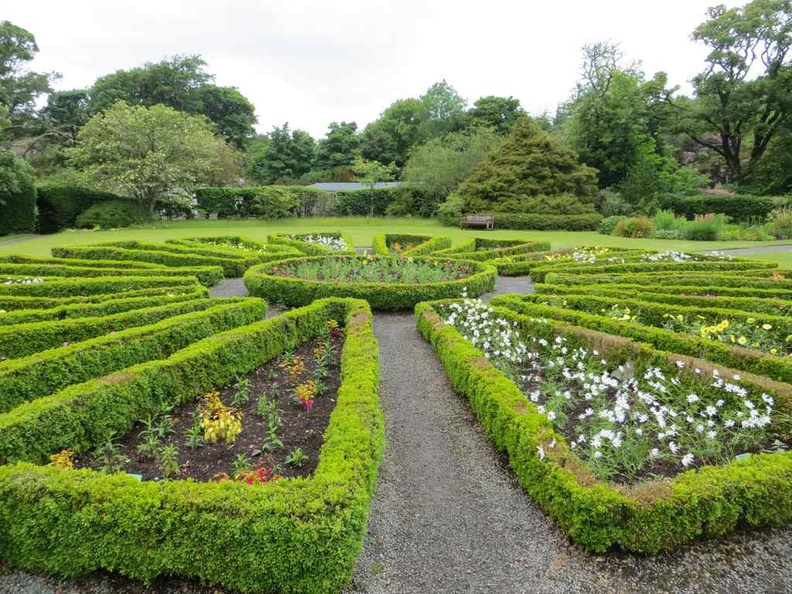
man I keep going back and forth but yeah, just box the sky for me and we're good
[5,0,744,139]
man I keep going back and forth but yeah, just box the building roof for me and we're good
[308,182,402,192]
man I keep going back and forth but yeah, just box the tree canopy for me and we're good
[246,123,315,184]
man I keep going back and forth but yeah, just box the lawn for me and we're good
[1,217,791,267]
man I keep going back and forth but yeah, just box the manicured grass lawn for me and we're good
[2,217,791,266]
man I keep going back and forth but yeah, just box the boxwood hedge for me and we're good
[0,298,267,412]
[434,238,551,262]
[0,263,224,287]
[544,272,792,291]
[0,276,202,297]
[416,300,792,553]
[0,298,383,594]
[0,285,204,311]
[244,256,497,310]
[269,232,357,256]
[371,234,451,257]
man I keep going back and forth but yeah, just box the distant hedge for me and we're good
[0,152,37,235]
[492,213,602,231]
[195,186,329,218]
[75,200,152,229]
[36,184,123,234]
[657,194,789,222]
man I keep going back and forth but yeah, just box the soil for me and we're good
[74,331,344,482]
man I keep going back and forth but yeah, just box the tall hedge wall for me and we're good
[36,184,125,234]
[0,151,37,235]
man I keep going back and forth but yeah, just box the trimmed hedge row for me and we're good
[166,235,301,257]
[268,232,357,256]
[103,239,269,263]
[0,288,209,326]
[415,300,792,553]
[0,285,204,311]
[51,245,249,277]
[535,283,792,317]
[0,263,224,287]
[435,238,551,262]
[491,213,603,231]
[371,234,452,257]
[0,255,164,269]
[529,259,777,283]
[544,272,792,291]
[0,298,267,413]
[0,297,239,360]
[0,298,384,594]
[244,256,497,310]
[657,194,785,222]
[0,276,201,297]
[489,247,644,276]
[490,294,792,384]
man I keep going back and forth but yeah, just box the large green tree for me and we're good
[0,21,57,140]
[314,121,360,171]
[467,95,527,135]
[674,0,792,184]
[66,102,222,213]
[246,123,315,184]
[452,117,599,213]
[89,55,256,148]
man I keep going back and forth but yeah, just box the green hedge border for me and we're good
[268,232,357,256]
[0,298,383,594]
[0,298,267,413]
[0,285,204,311]
[0,276,201,297]
[0,262,224,287]
[416,300,792,553]
[544,271,792,290]
[435,239,551,262]
[244,255,497,310]
[371,234,452,257]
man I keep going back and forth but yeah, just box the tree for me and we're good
[403,127,502,204]
[66,102,221,213]
[314,121,360,171]
[41,90,91,143]
[89,55,256,148]
[246,123,315,184]
[0,21,57,140]
[360,98,429,168]
[351,157,396,216]
[467,95,527,135]
[419,79,468,138]
[0,150,36,233]
[452,117,599,213]
[674,0,792,184]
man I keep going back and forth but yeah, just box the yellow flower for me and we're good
[762,324,772,330]
[747,317,756,324]
[738,336,748,345]
[771,348,778,355]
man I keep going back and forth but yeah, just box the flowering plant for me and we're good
[296,380,318,412]
[50,449,74,470]
[199,390,243,444]
[290,234,348,251]
[662,314,789,356]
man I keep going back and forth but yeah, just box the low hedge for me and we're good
[544,272,792,291]
[102,239,265,262]
[0,285,205,311]
[657,194,784,222]
[435,238,551,262]
[0,297,236,360]
[0,276,201,297]
[0,298,266,413]
[491,213,603,231]
[51,245,251,277]
[490,294,792,384]
[0,298,384,594]
[529,259,777,283]
[415,300,792,553]
[370,234,452,257]
[244,256,497,310]
[0,255,164,269]
[268,232,357,256]
[0,263,224,287]
[535,283,792,317]
[0,287,209,326]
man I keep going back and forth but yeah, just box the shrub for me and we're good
[383,185,441,217]
[598,190,634,217]
[0,298,384,594]
[194,186,329,218]
[335,188,395,216]
[613,216,653,238]
[682,219,720,241]
[36,183,124,234]
[75,200,152,229]
[598,215,626,235]
[371,234,451,256]
[653,209,682,231]
[268,232,356,256]
[492,213,603,231]
[0,275,201,298]
[657,194,785,222]
[0,151,36,235]
[768,206,792,239]
[0,262,224,287]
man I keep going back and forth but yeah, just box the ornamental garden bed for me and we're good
[269,231,356,256]
[416,297,792,553]
[0,298,383,594]
[244,255,497,310]
[371,233,451,257]
[434,237,550,262]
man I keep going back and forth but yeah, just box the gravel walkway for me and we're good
[2,275,791,594]
[0,234,36,247]
[707,244,792,255]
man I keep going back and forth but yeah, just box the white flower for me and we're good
[537,445,545,461]
[687,394,699,404]
[681,453,695,467]
[593,451,603,459]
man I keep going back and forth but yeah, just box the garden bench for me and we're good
[460,214,495,230]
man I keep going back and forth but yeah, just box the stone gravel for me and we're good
[706,245,792,255]
[3,275,791,594]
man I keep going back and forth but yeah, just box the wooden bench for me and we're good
[460,214,495,230]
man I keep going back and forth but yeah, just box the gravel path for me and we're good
[706,244,792,255]
[0,234,36,247]
[2,275,792,594]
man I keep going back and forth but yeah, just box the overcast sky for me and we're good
[6,0,743,139]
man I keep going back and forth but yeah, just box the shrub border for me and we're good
[268,232,357,256]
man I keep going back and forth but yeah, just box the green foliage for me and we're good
[0,298,384,594]
[0,274,200,297]
[435,238,551,262]
[36,183,124,233]
[467,95,526,135]
[0,150,36,234]
[66,102,222,213]
[194,185,331,218]
[245,124,315,184]
[0,297,265,413]
[314,121,360,171]
[335,188,394,216]
[657,194,785,222]
[416,300,792,553]
[371,234,451,256]
[612,216,653,238]
[598,215,626,235]
[450,118,599,214]
[768,205,792,238]
[244,256,496,310]
[75,199,152,229]
[268,232,356,256]
[490,213,603,231]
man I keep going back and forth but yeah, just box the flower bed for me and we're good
[0,298,383,594]
[416,298,792,553]
[371,234,451,257]
[434,237,551,262]
[269,232,356,256]
[244,255,496,310]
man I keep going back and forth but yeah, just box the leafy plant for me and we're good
[232,453,252,475]
[231,375,252,407]
[49,449,74,470]
[158,444,180,479]
[96,433,128,475]
[296,380,318,412]
[199,390,244,444]
[183,425,205,451]
[285,447,307,468]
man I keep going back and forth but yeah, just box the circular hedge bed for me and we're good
[244,255,497,310]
